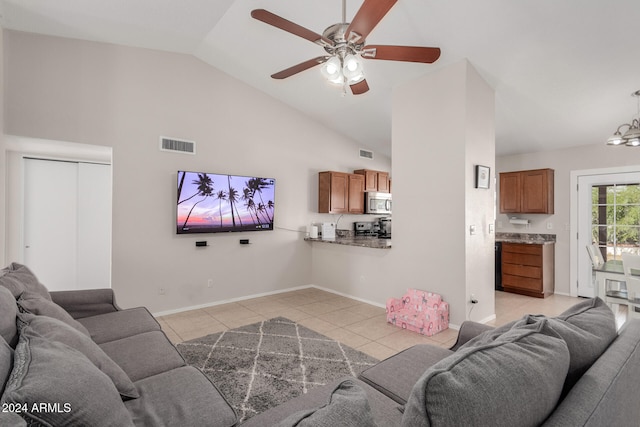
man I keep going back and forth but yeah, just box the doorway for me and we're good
[5,136,112,292]
[574,168,640,297]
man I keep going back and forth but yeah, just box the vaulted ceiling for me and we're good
[2,0,639,157]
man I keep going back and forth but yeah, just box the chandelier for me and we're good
[606,90,640,147]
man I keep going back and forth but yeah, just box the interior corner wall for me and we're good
[463,63,496,323]
[3,30,390,314]
[392,59,495,324]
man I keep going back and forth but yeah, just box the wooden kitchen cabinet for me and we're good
[318,171,364,214]
[502,242,555,298]
[354,169,390,193]
[499,168,554,214]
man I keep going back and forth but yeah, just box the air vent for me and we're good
[359,148,374,160]
[160,136,196,155]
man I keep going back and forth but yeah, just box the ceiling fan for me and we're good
[251,0,441,95]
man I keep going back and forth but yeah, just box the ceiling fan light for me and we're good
[344,54,359,72]
[321,56,344,84]
[343,54,364,83]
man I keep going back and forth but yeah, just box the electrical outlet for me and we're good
[547,222,553,230]
[207,279,213,288]
[158,287,166,296]
[470,294,478,304]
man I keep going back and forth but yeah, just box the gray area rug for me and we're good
[176,317,379,423]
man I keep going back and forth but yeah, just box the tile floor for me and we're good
[157,288,590,360]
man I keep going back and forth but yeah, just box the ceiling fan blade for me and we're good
[362,45,441,63]
[251,9,332,47]
[350,79,370,95]
[271,56,329,80]
[346,0,397,42]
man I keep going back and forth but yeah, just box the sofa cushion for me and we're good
[531,297,617,394]
[274,379,376,427]
[0,287,18,348]
[99,331,186,382]
[0,411,26,426]
[402,318,570,427]
[358,344,453,404]
[0,263,51,301]
[17,291,91,336]
[17,311,139,399]
[1,337,13,392]
[241,377,404,427]
[542,319,640,427]
[125,366,237,427]
[77,307,161,344]
[1,333,134,427]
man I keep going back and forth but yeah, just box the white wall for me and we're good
[311,60,495,326]
[497,143,640,295]
[3,30,390,313]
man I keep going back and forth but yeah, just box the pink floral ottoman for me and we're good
[386,288,449,336]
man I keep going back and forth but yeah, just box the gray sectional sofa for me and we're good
[0,263,237,427]
[3,262,640,426]
[243,297,640,427]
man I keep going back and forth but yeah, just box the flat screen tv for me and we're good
[177,170,275,234]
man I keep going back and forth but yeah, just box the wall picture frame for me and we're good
[475,165,490,189]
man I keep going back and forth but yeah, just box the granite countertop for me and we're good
[495,232,556,245]
[304,236,392,249]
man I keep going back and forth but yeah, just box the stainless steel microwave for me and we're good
[365,192,392,214]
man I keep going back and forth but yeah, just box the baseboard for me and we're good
[152,284,314,317]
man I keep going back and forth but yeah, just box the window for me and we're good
[592,183,640,260]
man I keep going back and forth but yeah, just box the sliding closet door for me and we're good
[23,158,111,291]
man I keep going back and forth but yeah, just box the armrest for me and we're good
[386,298,404,313]
[50,289,121,319]
[449,320,494,351]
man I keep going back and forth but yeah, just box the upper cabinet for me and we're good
[354,169,390,193]
[499,168,554,214]
[318,171,364,214]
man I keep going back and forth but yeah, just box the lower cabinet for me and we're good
[502,242,555,298]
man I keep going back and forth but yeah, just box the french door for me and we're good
[577,171,640,297]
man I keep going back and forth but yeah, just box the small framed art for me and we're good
[475,165,490,189]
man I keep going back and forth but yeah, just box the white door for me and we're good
[23,158,111,291]
[577,171,640,297]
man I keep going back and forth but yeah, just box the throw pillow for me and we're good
[1,337,13,392]
[16,291,91,337]
[0,263,51,301]
[1,333,134,427]
[0,287,18,348]
[545,297,617,393]
[17,312,139,399]
[275,379,377,427]
[402,318,570,427]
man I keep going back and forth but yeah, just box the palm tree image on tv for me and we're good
[176,171,275,234]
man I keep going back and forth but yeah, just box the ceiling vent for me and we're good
[359,148,374,160]
[160,136,196,155]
